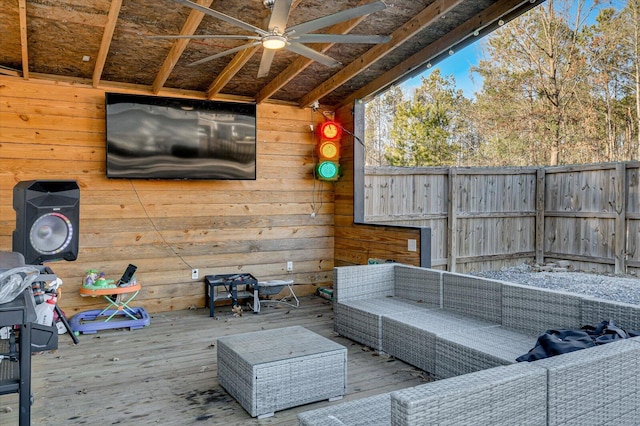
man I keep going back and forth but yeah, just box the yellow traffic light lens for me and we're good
[319,141,339,159]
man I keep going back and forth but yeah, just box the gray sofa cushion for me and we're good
[442,272,502,323]
[394,265,442,307]
[502,283,582,335]
[334,297,426,351]
[581,297,640,332]
[382,309,497,374]
[435,326,536,378]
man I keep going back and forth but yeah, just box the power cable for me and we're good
[129,180,194,270]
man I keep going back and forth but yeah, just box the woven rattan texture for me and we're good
[298,393,391,426]
[382,309,497,373]
[581,297,640,332]
[533,337,640,425]
[502,283,582,335]
[217,326,346,417]
[393,265,442,307]
[442,273,502,323]
[391,363,548,425]
[435,326,536,378]
[334,298,425,350]
[334,264,395,302]
[327,264,640,426]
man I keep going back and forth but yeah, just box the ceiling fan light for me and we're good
[262,35,286,50]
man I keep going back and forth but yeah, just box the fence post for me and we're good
[447,168,457,272]
[536,168,545,265]
[615,163,627,274]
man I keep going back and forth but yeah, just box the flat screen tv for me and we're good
[105,93,256,180]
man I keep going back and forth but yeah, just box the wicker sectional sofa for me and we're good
[298,263,640,425]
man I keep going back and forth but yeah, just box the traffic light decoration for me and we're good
[316,120,342,181]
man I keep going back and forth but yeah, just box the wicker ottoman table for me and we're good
[217,325,347,418]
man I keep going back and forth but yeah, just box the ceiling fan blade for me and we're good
[286,43,341,68]
[293,34,391,44]
[174,0,267,36]
[257,49,277,78]
[148,34,261,41]
[286,1,387,36]
[268,0,293,32]
[188,41,262,66]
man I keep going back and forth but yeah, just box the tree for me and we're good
[384,70,464,166]
[585,2,639,161]
[363,0,638,167]
[611,0,640,159]
[472,0,602,165]
[364,86,403,166]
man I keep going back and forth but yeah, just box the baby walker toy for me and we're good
[69,264,149,334]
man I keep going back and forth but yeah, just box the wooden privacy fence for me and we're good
[364,162,640,275]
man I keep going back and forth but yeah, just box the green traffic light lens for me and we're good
[317,161,339,180]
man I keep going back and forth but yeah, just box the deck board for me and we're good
[0,295,428,425]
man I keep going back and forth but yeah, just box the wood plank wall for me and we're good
[0,75,334,315]
[365,167,450,268]
[333,103,422,267]
[365,163,640,275]
[543,163,639,273]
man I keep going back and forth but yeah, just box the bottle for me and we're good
[35,294,57,327]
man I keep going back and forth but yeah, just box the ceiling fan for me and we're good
[150,0,391,78]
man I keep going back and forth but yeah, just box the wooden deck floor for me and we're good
[1,295,429,425]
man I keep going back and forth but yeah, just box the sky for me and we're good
[399,42,483,99]
[397,0,625,101]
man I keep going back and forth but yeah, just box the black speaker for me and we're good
[12,180,80,265]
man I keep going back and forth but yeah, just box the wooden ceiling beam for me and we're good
[21,70,264,104]
[338,0,535,108]
[152,0,214,94]
[93,0,123,88]
[18,0,29,80]
[208,0,304,99]
[0,67,21,77]
[255,0,368,104]
[206,45,260,99]
[298,0,465,108]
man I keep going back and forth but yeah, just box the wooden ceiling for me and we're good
[0,0,542,108]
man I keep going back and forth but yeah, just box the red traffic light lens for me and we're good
[319,121,342,140]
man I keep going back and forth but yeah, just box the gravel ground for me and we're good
[472,264,640,306]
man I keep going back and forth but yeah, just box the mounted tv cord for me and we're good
[129,181,195,271]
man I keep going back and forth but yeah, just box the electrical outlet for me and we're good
[191,269,199,280]
[408,239,417,252]
[286,261,293,272]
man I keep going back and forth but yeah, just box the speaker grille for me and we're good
[13,180,80,264]
[29,212,74,255]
